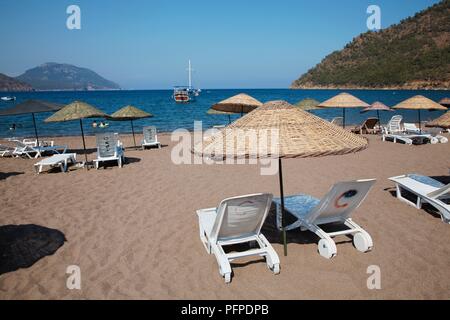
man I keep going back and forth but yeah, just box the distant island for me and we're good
[0,63,120,91]
[0,73,34,92]
[291,0,450,90]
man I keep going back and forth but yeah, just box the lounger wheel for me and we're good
[353,232,373,253]
[318,239,337,259]
[219,265,232,284]
[272,263,280,275]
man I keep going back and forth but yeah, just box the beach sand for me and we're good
[1,133,450,300]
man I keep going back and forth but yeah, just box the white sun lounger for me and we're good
[330,117,343,127]
[382,115,403,134]
[34,153,77,174]
[197,193,280,284]
[22,138,55,147]
[12,140,67,158]
[0,144,15,157]
[141,126,161,149]
[389,174,450,224]
[93,132,125,169]
[273,179,376,259]
[382,133,439,145]
[403,123,421,134]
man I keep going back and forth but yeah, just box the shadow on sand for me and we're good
[0,172,24,181]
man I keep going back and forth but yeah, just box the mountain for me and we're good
[16,63,121,91]
[291,0,450,90]
[0,73,34,92]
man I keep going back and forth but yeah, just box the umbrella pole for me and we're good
[377,110,381,134]
[131,120,137,149]
[31,113,39,146]
[342,108,346,129]
[79,119,88,168]
[278,158,288,256]
[228,115,231,124]
[418,110,422,134]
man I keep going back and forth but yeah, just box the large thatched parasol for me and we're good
[45,101,109,164]
[426,111,450,129]
[110,105,153,148]
[193,100,368,255]
[207,93,263,124]
[318,93,370,128]
[361,101,393,125]
[295,98,320,111]
[439,98,450,107]
[392,95,447,133]
[0,100,63,144]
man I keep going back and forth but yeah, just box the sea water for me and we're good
[0,89,448,138]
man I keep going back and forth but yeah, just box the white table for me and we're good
[34,153,77,174]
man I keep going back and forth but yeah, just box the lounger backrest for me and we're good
[211,193,272,242]
[427,183,450,199]
[305,179,376,224]
[364,118,379,129]
[387,115,403,132]
[13,140,28,149]
[331,117,343,127]
[96,132,118,158]
[143,126,157,143]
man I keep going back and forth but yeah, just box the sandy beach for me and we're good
[1,133,450,300]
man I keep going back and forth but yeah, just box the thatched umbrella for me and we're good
[439,98,450,107]
[295,98,320,111]
[45,101,109,165]
[0,100,63,144]
[392,95,447,133]
[426,111,450,129]
[361,101,393,125]
[318,93,370,128]
[207,93,263,124]
[111,105,153,148]
[193,100,368,256]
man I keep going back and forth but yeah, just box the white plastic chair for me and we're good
[141,126,161,150]
[197,193,280,283]
[93,133,125,169]
[273,179,376,259]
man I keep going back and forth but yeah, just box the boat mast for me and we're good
[188,59,192,89]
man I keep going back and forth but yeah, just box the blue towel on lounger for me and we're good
[408,174,444,188]
[273,194,320,218]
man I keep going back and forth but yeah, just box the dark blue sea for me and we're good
[0,89,448,138]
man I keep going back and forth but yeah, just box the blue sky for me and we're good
[0,0,441,89]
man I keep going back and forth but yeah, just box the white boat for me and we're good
[1,96,16,101]
[172,60,200,103]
